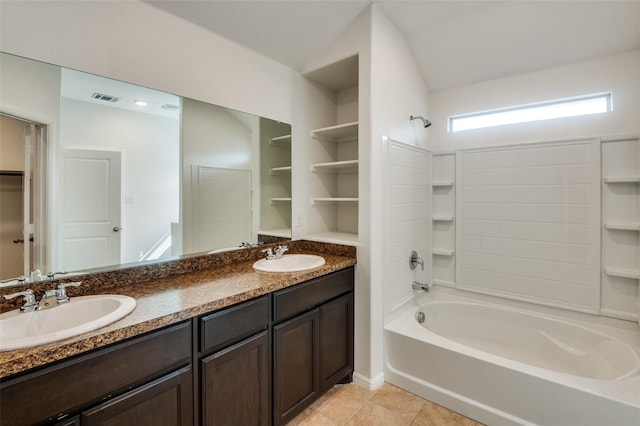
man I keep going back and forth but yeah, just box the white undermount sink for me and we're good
[253,254,325,273]
[0,295,136,351]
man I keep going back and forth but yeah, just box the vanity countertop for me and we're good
[0,246,356,379]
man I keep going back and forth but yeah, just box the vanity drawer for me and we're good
[0,321,191,426]
[273,267,354,323]
[199,295,269,355]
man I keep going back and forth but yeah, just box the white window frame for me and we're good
[448,92,612,133]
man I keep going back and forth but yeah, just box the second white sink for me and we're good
[0,295,136,351]
[253,254,325,273]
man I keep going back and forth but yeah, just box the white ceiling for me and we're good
[147,0,640,92]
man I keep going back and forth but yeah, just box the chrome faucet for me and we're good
[3,289,39,312]
[3,282,82,312]
[274,245,289,259]
[409,250,424,270]
[262,247,276,260]
[38,282,82,309]
[412,281,432,292]
[262,245,289,260]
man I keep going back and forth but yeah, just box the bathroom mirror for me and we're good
[0,52,291,284]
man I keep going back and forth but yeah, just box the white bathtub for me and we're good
[384,289,640,426]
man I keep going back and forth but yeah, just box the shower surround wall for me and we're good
[384,140,431,314]
[457,140,601,314]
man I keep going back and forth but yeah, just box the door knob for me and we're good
[113,227,122,232]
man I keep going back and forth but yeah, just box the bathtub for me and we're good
[384,289,640,425]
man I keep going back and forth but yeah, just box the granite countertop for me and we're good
[0,243,356,379]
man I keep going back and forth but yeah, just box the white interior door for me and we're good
[59,148,121,271]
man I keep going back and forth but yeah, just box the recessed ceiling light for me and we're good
[134,100,148,107]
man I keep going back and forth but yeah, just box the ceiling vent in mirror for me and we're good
[91,93,120,102]
[161,104,180,111]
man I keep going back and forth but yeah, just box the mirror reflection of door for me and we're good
[59,148,122,272]
[0,114,46,280]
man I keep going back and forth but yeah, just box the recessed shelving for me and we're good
[311,198,359,204]
[306,231,359,246]
[270,198,291,204]
[604,267,640,280]
[257,228,291,238]
[270,166,291,175]
[433,181,455,188]
[311,121,358,142]
[269,135,291,147]
[603,176,640,184]
[603,222,640,231]
[306,55,359,246]
[311,160,358,172]
[433,279,456,288]
[433,248,454,256]
[601,137,640,324]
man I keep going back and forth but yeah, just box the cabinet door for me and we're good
[273,309,320,425]
[320,292,354,393]
[81,366,192,426]
[201,331,270,426]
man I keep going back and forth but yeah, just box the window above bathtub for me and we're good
[448,92,612,133]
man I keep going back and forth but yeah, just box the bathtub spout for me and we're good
[412,281,432,292]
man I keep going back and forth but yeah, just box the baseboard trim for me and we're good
[353,372,385,391]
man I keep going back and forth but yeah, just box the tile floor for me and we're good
[287,382,484,426]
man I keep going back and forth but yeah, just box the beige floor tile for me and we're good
[339,383,376,401]
[287,382,484,426]
[369,383,426,421]
[346,400,414,426]
[411,401,484,426]
[287,407,315,426]
[297,410,338,426]
[315,384,370,424]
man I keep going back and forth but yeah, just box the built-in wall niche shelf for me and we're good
[311,198,359,204]
[311,160,359,172]
[604,222,640,231]
[603,176,640,184]
[270,166,292,175]
[306,231,359,246]
[269,135,291,147]
[604,267,640,280]
[433,279,456,288]
[432,181,455,188]
[433,215,455,222]
[258,228,291,238]
[432,248,455,257]
[311,122,358,142]
[270,198,291,204]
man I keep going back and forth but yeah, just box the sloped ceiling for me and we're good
[147,0,640,91]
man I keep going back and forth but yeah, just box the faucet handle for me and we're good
[4,289,38,312]
[56,281,82,304]
[0,276,27,285]
[274,245,289,258]
[262,248,275,260]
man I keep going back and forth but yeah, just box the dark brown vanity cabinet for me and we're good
[198,295,271,426]
[0,321,193,426]
[272,268,354,425]
[0,266,354,426]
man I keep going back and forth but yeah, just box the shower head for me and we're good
[410,115,431,128]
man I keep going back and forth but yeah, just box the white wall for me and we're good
[60,98,179,264]
[370,5,431,386]
[430,50,640,151]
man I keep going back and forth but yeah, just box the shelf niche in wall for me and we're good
[304,55,359,246]
[601,136,640,324]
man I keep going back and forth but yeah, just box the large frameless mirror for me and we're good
[0,52,291,286]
